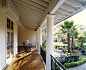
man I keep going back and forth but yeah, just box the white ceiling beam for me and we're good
[12,1,45,13]
[18,11,42,19]
[16,8,43,16]
[44,0,51,3]
[16,8,42,17]
[20,17,38,27]
[20,15,41,23]
[17,10,42,18]
[20,16,41,23]
[61,3,76,12]
[66,0,83,7]
[32,0,49,7]
[22,0,47,10]
[55,15,62,20]
[55,12,66,17]
[40,0,65,27]
[57,8,70,15]
[14,5,44,15]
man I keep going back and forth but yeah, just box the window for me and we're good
[7,18,13,30]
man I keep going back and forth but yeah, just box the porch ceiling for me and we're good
[11,0,86,30]
[11,0,58,30]
[54,0,86,25]
[42,0,86,31]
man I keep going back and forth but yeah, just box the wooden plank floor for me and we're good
[5,47,46,70]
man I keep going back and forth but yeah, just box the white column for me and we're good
[37,29,39,51]
[46,14,56,70]
[36,31,38,49]
[14,22,18,57]
[38,27,42,54]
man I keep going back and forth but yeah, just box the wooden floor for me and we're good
[5,47,46,70]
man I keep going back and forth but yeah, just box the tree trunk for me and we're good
[71,36,74,51]
[81,42,83,50]
[68,33,70,53]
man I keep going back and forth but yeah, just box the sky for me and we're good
[66,9,86,26]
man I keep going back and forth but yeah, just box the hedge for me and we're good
[64,58,86,68]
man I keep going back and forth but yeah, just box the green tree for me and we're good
[60,20,74,53]
[78,36,86,50]
[84,31,86,36]
[70,25,78,51]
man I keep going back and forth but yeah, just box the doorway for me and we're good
[7,32,14,62]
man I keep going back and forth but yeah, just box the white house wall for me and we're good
[18,27,36,46]
[0,1,6,69]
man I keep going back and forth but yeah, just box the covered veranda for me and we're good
[0,0,86,70]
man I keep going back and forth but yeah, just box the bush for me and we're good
[54,39,57,42]
[81,49,85,53]
[63,41,68,44]
[58,48,62,50]
[84,47,86,50]
[64,58,86,68]
[65,57,74,63]
[63,46,65,48]
[74,47,78,49]
[78,47,81,50]
[72,56,79,61]
[81,53,86,56]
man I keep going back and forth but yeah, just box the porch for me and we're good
[1,0,86,70]
[5,47,46,70]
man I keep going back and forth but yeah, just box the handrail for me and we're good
[40,46,46,52]
[40,46,46,64]
[50,54,67,70]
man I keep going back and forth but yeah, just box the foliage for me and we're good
[54,39,57,42]
[42,35,46,42]
[72,51,80,53]
[84,47,86,49]
[79,25,86,30]
[78,36,86,43]
[54,44,68,47]
[78,46,81,50]
[82,53,86,56]
[74,47,78,49]
[81,49,85,53]
[78,36,86,49]
[65,57,74,63]
[84,31,86,36]
[64,58,86,68]
[62,49,64,52]
[58,48,63,50]
[61,38,65,42]
[42,41,46,48]
[63,41,68,44]
[60,20,74,53]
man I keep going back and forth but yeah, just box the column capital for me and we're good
[38,27,42,29]
[46,14,56,18]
